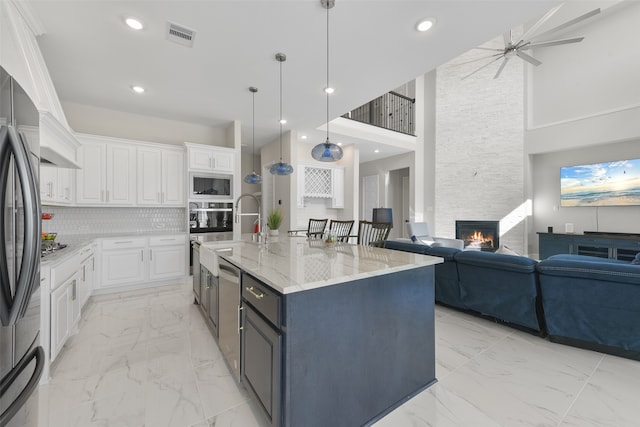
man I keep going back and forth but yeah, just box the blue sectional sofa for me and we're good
[537,254,640,360]
[455,251,542,332]
[384,240,640,359]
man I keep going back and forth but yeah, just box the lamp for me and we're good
[269,53,294,176]
[372,208,393,227]
[244,86,263,184]
[311,0,343,162]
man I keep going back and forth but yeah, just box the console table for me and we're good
[538,232,640,260]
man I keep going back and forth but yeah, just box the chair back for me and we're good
[357,220,392,247]
[329,220,354,242]
[307,218,328,239]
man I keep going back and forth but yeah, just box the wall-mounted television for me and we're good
[560,158,640,207]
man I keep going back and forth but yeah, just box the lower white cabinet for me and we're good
[79,245,96,307]
[148,235,187,281]
[101,238,147,287]
[50,271,80,362]
[99,234,188,290]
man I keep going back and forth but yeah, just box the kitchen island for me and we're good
[204,236,442,427]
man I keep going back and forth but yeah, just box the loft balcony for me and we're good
[342,91,415,136]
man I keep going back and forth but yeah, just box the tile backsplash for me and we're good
[42,207,186,236]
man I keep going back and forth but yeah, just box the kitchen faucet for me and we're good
[235,193,261,232]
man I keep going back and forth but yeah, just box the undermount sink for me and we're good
[200,240,244,276]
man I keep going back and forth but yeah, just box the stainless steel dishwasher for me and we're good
[217,255,241,380]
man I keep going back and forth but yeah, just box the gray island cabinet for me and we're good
[219,237,442,427]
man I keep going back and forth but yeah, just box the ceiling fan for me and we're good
[461,5,601,80]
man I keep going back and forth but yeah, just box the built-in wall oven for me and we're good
[189,202,234,274]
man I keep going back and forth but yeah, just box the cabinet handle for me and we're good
[71,280,77,301]
[82,265,86,282]
[141,249,144,261]
[115,240,133,244]
[150,249,153,261]
[237,305,243,333]
[245,286,265,300]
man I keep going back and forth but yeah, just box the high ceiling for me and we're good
[28,0,558,161]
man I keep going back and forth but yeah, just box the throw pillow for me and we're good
[496,244,520,256]
[632,252,640,265]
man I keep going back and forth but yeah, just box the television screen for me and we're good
[560,158,640,207]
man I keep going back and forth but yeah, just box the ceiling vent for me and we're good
[166,21,196,47]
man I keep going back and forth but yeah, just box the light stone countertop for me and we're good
[213,235,443,294]
[41,232,187,267]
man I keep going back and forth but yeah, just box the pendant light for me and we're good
[269,53,294,175]
[311,0,343,162]
[244,86,263,184]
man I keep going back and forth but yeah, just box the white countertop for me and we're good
[208,235,443,295]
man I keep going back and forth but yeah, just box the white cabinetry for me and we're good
[78,244,96,308]
[101,238,147,287]
[137,147,184,206]
[187,144,234,173]
[76,138,136,205]
[331,167,345,209]
[99,234,188,291]
[40,165,73,204]
[50,270,80,362]
[297,163,345,209]
[148,235,188,280]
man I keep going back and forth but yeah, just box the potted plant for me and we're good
[267,208,283,236]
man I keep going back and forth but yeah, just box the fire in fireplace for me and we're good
[455,220,500,252]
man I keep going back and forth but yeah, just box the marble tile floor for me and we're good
[39,281,640,427]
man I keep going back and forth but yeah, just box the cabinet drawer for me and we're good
[149,234,187,246]
[102,237,146,250]
[242,274,281,328]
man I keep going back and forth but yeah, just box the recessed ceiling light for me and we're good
[131,85,145,94]
[125,17,144,30]
[279,119,287,124]
[416,18,435,32]
[301,135,307,140]
[325,87,334,94]
[374,149,380,153]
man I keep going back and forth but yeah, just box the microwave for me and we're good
[189,172,233,200]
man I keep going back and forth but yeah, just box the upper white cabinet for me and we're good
[76,136,136,205]
[186,143,234,173]
[137,147,184,206]
[40,164,73,205]
[297,163,345,209]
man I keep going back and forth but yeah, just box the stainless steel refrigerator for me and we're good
[0,65,44,427]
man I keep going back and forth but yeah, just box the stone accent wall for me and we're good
[434,36,526,253]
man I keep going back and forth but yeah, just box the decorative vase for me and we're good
[269,229,279,236]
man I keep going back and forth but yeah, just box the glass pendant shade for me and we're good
[312,138,343,162]
[244,171,262,184]
[270,53,293,176]
[244,86,263,184]
[269,161,294,176]
[313,0,341,162]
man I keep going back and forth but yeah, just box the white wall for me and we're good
[526,1,640,255]
[62,101,228,147]
[532,139,640,235]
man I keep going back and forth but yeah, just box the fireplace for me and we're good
[455,220,500,252]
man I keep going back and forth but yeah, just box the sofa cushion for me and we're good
[383,240,429,255]
[425,246,460,261]
[455,251,538,273]
[538,255,640,285]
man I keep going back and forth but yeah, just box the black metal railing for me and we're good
[342,91,415,136]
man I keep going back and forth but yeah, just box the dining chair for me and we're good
[328,219,355,243]
[307,218,328,239]
[357,220,392,247]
